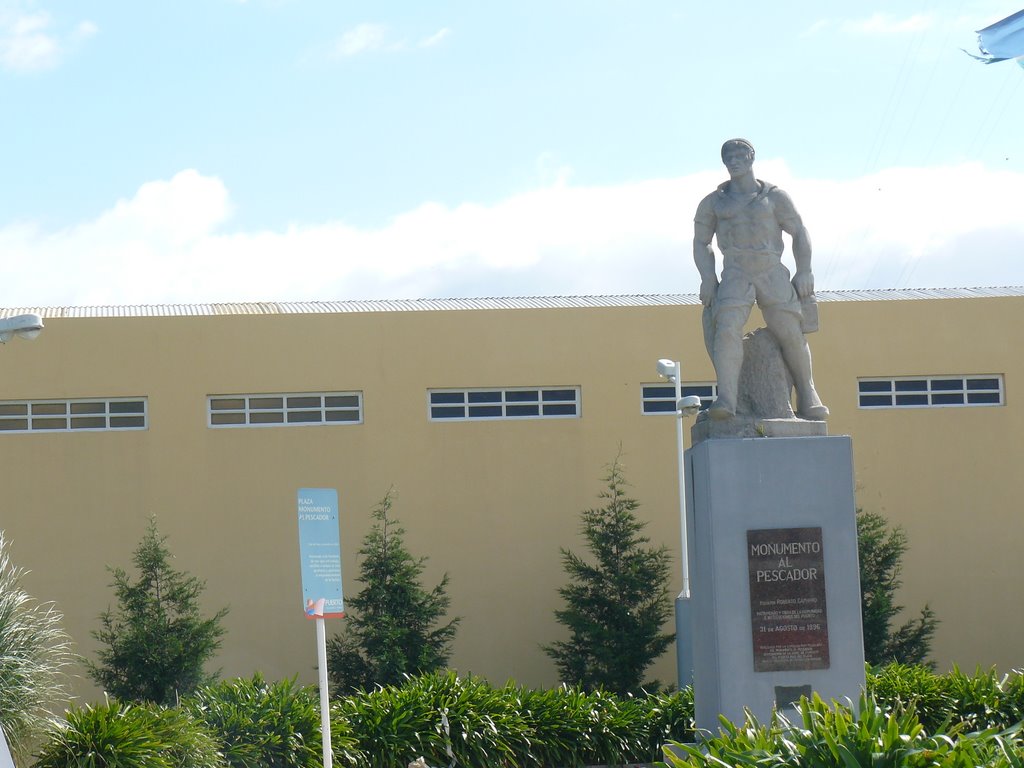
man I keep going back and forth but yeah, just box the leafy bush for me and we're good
[503,685,585,767]
[334,671,528,768]
[637,686,695,758]
[184,674,361,768]
[36,669,1024,768]
[35,699,225,768]
[943,667,1024,733]
[515,685,608,767]
[516,684,651,767]
[88,517,229,706]
[866,662,951,732]
[327,491,459,695]
[407,673,529,768]
[545,457,674,695]
[0,531,75,762]
[332,671,693,768]
[868,664,1024,735]
[663,693,1024,768]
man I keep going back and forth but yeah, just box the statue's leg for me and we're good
[709,305,749,419]
[762,308,829,420]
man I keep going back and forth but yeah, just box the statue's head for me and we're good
[720,139,753,178]
[721,138,754,160]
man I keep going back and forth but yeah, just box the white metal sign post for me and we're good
[297,488,345,768]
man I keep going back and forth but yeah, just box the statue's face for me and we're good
[722,145,754,177]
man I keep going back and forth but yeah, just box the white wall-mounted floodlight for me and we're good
[657,358,679,381]
[0,314,44,343]
[678,395,703,416]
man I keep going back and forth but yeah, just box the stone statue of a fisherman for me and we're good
[693,138,828,421]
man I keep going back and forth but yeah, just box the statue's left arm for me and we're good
[774,189,814,299]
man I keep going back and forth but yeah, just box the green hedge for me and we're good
[867,664,1024,733]
[333,671,691,767]
[184,674,361,768]
[35,672,690,767]
[34,700,224,768]
[34,679,361,768]
[33,666,1024,768]
[664,693,1024,768]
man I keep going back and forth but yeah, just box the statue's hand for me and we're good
[793,270,814,299]
[699,278,718,307]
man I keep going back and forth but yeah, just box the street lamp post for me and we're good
[0,313,43,765]
[656,359,701,688]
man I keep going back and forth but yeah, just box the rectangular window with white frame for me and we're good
[429,387,580,421]
[641,383,717,414]
[857,375,1004,409]
[208,392,363,427]
[0,397,147,432]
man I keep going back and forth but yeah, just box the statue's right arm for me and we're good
[693,196,718,307]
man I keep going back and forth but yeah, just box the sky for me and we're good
[0,0,1022,307]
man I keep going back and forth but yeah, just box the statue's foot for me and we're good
[796,385,829,421]
[797,403,829,420]
[709,398,735,420]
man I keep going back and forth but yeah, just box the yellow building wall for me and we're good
[0,294,1019,704]
[818,297,1023,671]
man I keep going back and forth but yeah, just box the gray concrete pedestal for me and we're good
[685,436,865,735]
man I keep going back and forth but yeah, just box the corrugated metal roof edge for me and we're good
[2,286,1023,318]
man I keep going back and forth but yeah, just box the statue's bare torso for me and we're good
[696,181,799,274]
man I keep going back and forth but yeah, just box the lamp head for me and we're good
[656,359,679,381]
[678,395,703,416]
[0,314,44,343]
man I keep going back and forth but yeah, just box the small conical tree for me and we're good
[88,517,228,705]
[856,508,938,667]
[545,457,674,695]
[327,490,459,694]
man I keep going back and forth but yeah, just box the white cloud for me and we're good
[332,23,393,57]
[753,159,1024,289]
[72,20,97,41]
[418,27,450,49]
[1,163,1023,307]
[803,19,829,37]
[0,11,58,71]
[91,170,233,246]
[0,5,96,72]
[328,22,450,58]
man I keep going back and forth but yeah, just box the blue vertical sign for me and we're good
[297,488,345,619]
